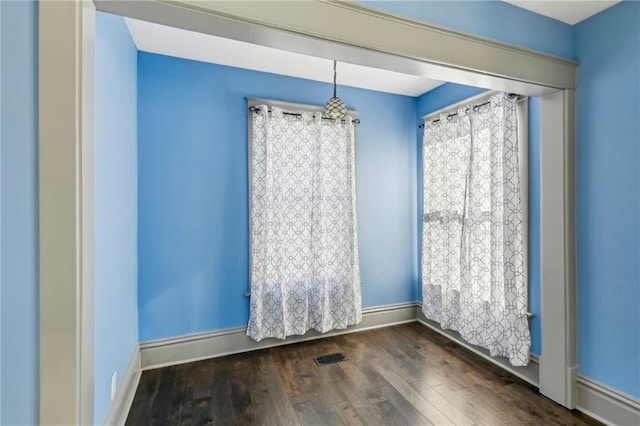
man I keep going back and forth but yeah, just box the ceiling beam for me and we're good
[95,0,577,96]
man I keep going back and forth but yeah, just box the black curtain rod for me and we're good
[418,93,519,129]
[249,105,360,125]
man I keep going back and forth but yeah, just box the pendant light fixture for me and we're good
[323,60,347,120]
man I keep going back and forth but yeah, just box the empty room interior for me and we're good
[1,0,639,425]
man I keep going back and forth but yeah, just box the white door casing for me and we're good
[39,0,95,424]
[38,1,577,422]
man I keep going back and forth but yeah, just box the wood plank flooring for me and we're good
[126,323,600,425]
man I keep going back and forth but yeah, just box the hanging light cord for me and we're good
[333,60,337,98]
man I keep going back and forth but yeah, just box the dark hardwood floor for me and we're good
[126,323,600,425]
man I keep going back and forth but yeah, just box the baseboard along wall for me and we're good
[104,303,639,426]
[103,345,141,426]
[416,309,540,387]
[138,302,418,370]
[576,374,640,426]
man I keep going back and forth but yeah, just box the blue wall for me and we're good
[358,1,573,58]
[94,12,139,424]
[574,1,640,398]
[365,0,639,400]
[0,1,39,424]
[415,83,542,356]
[138,53,418,341]
[0,0,637,419]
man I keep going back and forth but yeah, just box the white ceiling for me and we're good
[125,18,444,97]
[503,0,621,25]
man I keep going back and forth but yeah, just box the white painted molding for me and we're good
[530,353,540,364]
[576,375,640,426]
[103,347,141,426]
[81,1,97,423]
[415,310,539,387]
[563,89,578,410]
[139,303,541,389]
[39,1,96,424]
[40,0,578,421]
[539,90,578,408]
[94,0,574,95]
[140,302,418,370]
[131,306,640,426]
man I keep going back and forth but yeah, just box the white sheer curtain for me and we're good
[247,105,362,341]
[421,93,531,366]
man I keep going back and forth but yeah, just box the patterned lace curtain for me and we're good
[247,105,362,341]
[422,93,531,366]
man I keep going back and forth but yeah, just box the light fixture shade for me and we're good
[323,60,347,120]
[323,96,347,119]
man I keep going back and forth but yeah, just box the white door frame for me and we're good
[38,1,577,423]
[39,0,95,424]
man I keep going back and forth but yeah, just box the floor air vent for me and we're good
[314,352,347,366]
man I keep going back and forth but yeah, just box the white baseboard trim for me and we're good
[568,364,579,408]
[576,374,640,426]
[139,302,419,370]
[103,345,141,426]
[416,309,540,387]
[129,303,640,426]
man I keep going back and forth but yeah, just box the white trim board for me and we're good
[576,375,640,426]
[39,1,96,423]
[42,0,578,420]
[539,90,578,407]
[96,0,576,94]
[128,303,634,426]
[138,302,540,385]
[103,346,141,426]
[139,302,418,370]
